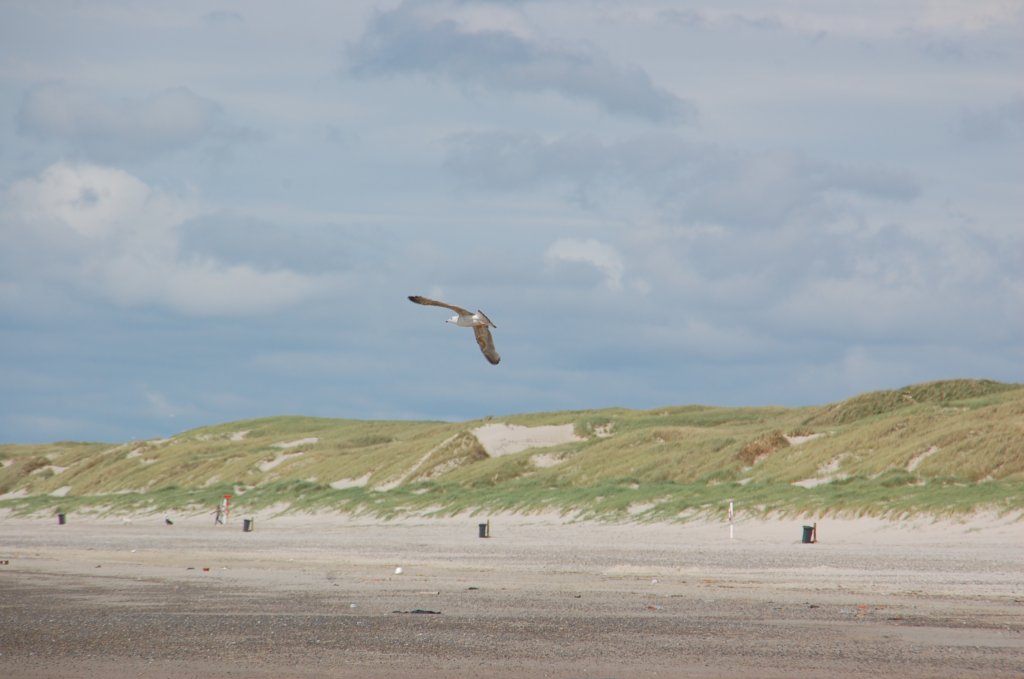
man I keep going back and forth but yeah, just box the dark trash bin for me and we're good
[243,518,254,532]
[58,513,66,525]
[802,525,815,543]
[478,522,489,538]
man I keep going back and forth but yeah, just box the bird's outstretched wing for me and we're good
[408,295,471,316]
[475,310,496,328]
[473,325,501,365]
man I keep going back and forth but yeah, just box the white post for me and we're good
[728,500,734,540]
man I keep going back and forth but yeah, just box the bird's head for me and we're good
[446,315,458,324]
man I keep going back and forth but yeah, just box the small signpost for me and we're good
[728,499,734,540]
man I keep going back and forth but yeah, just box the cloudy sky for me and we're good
[1,1,1022,443]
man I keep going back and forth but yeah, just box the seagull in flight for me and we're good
[408,295,500,365]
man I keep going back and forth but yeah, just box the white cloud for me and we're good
[348,0,694,124]
[17,83,251,161]
[639,2,1024,38]
[423,1,535,39]
[444,131,918,228]
[8,161,192,238]
[545,238,624,290]
[103,255,323,316]
[2,161,327,316]
[913,1,1023,33]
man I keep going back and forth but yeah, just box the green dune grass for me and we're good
[2,379,1022,521]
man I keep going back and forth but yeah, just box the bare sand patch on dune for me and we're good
[793,456,848,488]
[785,432,823,445]
[329,473,371,490]
[908,445,940,471]
[529,452,564,468]
[273,437,319,449]
[472,423,582,457]
[258,452,303,472]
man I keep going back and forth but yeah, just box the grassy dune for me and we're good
[2,379,1022,521]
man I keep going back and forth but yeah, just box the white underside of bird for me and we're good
[408,295,501,365]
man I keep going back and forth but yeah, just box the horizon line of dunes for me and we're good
[2,378,1023,521]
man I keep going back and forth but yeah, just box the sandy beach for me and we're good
[1,510,1022,678]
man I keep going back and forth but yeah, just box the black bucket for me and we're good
[57,513,66,525]
[243,518,254,532]
[802,525,815,544]
[478,523,489,538]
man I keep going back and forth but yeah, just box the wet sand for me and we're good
[1,512,1022,678]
